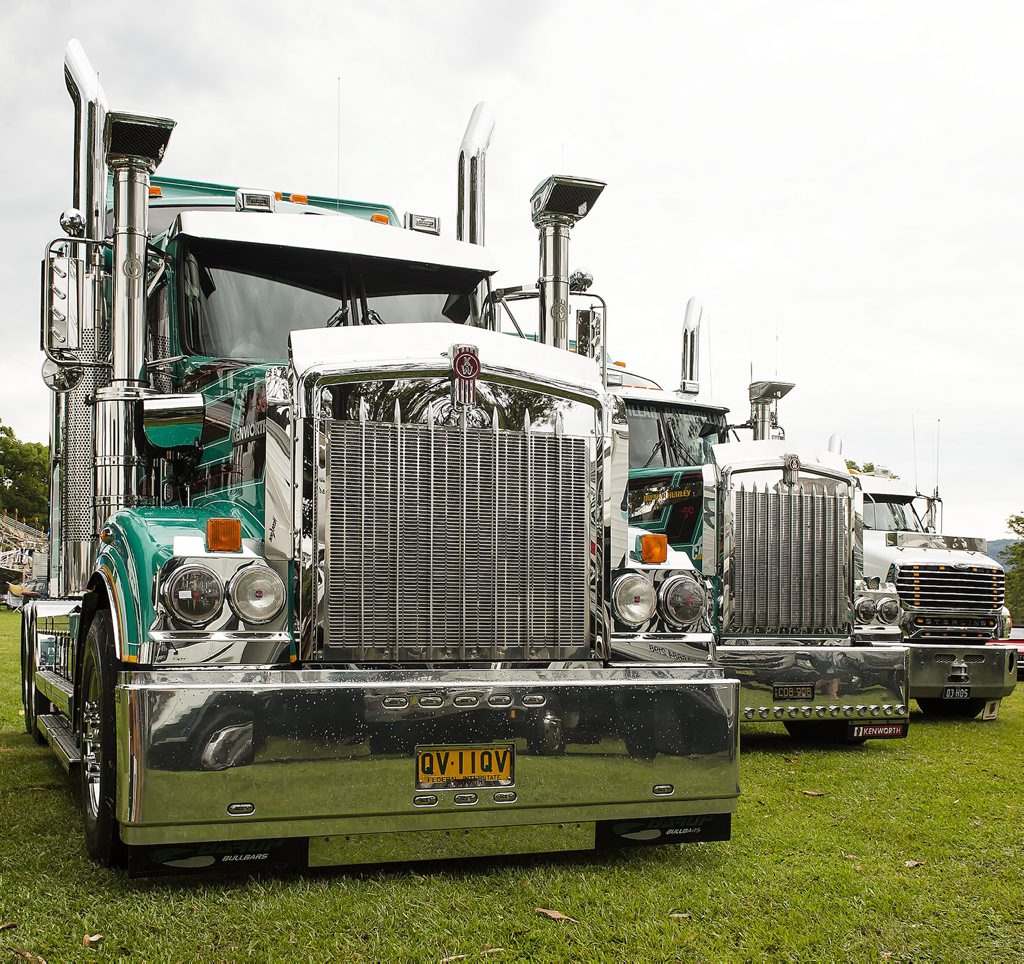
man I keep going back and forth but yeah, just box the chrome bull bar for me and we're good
[115,666,740,863]
[717,644,910,728]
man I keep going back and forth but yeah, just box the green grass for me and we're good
[0,606,1021,962]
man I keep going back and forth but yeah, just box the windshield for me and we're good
[178,238,489,359]
[863,496,925,532]
[625,399,728,469]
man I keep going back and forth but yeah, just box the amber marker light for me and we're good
[370,213,390,224]
[290,193,308,204]
[640,533,669,564]
[148,185,162,197]
[206,518,242,552]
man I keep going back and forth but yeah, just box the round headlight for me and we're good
[876,596,901,624]
[228,564,287,624]
[613,573,657,627]
[162,565,224,626]
[660,573,708,628]
[854,596,877,623]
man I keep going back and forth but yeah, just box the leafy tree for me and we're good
[0,420,49,531]
[1002,513,1024,624]
[845,459,899,478]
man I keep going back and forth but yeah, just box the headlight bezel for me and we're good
[854,596,877,623]
[161,563,225,627]
[226,562,287,625]
[612,573,658,627]
[875,595,901,625]
[659,572,708,629]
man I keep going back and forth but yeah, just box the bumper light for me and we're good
[228,564,286,624]
[613,573,657,626]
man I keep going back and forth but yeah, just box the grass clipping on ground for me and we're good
[0,609,1020,961]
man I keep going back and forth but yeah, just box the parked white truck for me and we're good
[857,473,1016,718]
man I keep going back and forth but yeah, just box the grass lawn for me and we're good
[0,607,1021,962]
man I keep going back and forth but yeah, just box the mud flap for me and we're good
[596,812,731,848]
[126,837,310,878]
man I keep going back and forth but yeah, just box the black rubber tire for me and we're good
[784,721,867,745]
[79,611,124,866]
[526,699,567,756]
[21,610,48,745]
[916,697,988,720]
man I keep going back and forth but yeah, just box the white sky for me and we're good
[1,1,1021,537]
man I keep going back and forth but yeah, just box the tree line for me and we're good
[0,420,49,531]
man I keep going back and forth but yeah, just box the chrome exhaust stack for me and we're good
[456,102,494,245]
[64,39,107,241]
[529,176,605,349]
[93,112,174,532]
[57,41,109,593]
[747,379,795,441]
[680,297,703,395]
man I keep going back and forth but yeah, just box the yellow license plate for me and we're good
[415,743,515,790]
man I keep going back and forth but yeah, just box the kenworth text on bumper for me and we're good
[23,41,739,875]
[612,309,910,744]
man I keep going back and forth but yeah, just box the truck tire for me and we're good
[79,611,124,866]
[916,697,987,720]
[21,613,48,745]
[783,721,867,745]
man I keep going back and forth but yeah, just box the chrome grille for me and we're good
[323,416,591,662]
[895,564,1004,615]
[727,483,849,635]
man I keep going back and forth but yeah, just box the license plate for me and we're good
[773,683,815,702]
[415,744,515,790]
[849,721,908,740]
[942,686,972,700]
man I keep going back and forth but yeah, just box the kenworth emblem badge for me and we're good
[450,344,481,406]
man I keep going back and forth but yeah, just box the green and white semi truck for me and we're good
[22,41,739,874]
[614,301,910,743]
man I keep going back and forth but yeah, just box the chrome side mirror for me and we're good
[41,357,83,393]
[140,394,204,452]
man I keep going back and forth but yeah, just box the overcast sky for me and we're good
[1,1,1021,538]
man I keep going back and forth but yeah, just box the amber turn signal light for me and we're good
[370,213,390,224]
[640,533,668,564]
[206,518,242,552]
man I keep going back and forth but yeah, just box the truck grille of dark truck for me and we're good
[323,418,591,662]
[896,564,1005,640]
[727,484,849,635]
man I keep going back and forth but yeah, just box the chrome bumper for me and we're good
[115,666,739,872]
[907,643,1018,699]
[717,643,910,728]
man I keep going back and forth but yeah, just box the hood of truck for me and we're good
[862,530,1002,579]
[710,439,848,476]
[289,323,605,402]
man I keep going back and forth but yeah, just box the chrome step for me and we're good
[37,713,80,771]
[35,670,74,716]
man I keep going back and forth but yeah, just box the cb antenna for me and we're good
[336,76,341,213]
[934,418,941,499]
[911,415,919,494]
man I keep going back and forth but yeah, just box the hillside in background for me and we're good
[989,539,1017,568]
